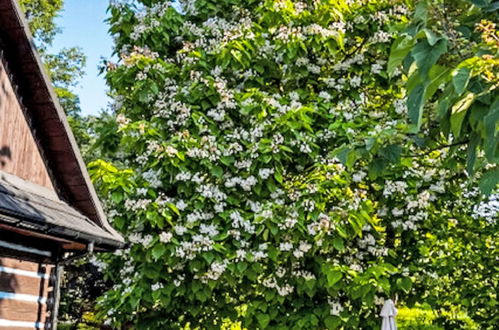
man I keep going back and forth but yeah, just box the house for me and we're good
[0,0,124,328]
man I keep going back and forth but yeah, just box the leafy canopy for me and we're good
[91,0,498,329]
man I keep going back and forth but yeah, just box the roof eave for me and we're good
[0,213,125,251]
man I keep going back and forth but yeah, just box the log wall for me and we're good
[0,256,55,329]
[0,58,53,189]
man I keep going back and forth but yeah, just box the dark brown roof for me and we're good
[0,0,123,248]
[0,171,123,249]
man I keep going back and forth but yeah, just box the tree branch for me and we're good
[403,140,470,158]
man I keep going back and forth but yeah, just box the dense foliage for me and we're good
[86,0,498,329]
[390,0,499,192]
[18,0,64,45]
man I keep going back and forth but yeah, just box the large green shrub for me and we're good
[91,0,497,328]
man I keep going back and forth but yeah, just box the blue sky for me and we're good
[50,0,113,116]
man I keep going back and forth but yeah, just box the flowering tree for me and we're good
[90,0,498,328]
[389,0,499,193]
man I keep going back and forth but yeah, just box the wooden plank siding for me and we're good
[0,57,53,190]
[0,256,54,329]
[0,299,48,323]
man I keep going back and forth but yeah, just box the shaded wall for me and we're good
[0,58,53,189]
[0,256,55,329]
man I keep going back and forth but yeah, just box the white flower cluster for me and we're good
[315,20,345,35]
[201,260,228,281]
[383,180,408,196]
[394,98,407,115]
[129,233,153,246]
[151,282,164,291]
[130,2,171,40]
[262,277,295,296]
[371,31,392,43]
[293,241,312,258]
[186,210,214,224]
[473,193,499,224]
[252,243,268,261]
[176,234,215,260]
[307,213,333,236]
[225,175,258,191]
[328,298,344,316]
[124,198,151,211]
[142,169,162,188]
[230,211,256,234]
[159,232,173,243]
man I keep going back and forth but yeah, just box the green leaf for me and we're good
[407,83,427,131]
[411,39,447,77]
[150,82,159,94]
[274,170,283,184]
[143,263,160,280]
[348,214,363,236]
[425,65,451,100]
[381,263,398,273]
[400,277,413,293]
[256,313,270,328]
[479,168,499,195]
[452,67,471,96]
[152,244,166,260]
[114,216,125,230]
[202,252,215,264]
[146,211,157,222]
[365,137,376,151]
[213,243,226,252]
[305,278,316,291]
[336,146,359,168]
[237,262,248,273]
[211,165,224,178]
[470,0,492,8]
[381,145,401,163]
[414,1,428,22]
[195,288,209,302]
[483,99,499,161]
[423,28,439,46]
[111,191,124,203]
[129,295,141,309]
[336,146,350,165]
[368,158,387,179]
[220,156,234,166]
[451,92,475,137]
[324,316,341,329]
[333,237,344,251]
[167,202,180,216]
[327,270,343,287]
[466,133,479,176]
[387,36,415,76]
[437,93,453,119]
[336,225,348,239]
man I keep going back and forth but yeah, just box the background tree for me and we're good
[18,0,63,45]
[387,1,498,327]
[18,0,90,147]
[91,0,497,329]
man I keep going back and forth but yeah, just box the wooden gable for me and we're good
[0,0,123,249]
[0,2,124,328]
[0,55,53,190]
[0,0,124,250]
